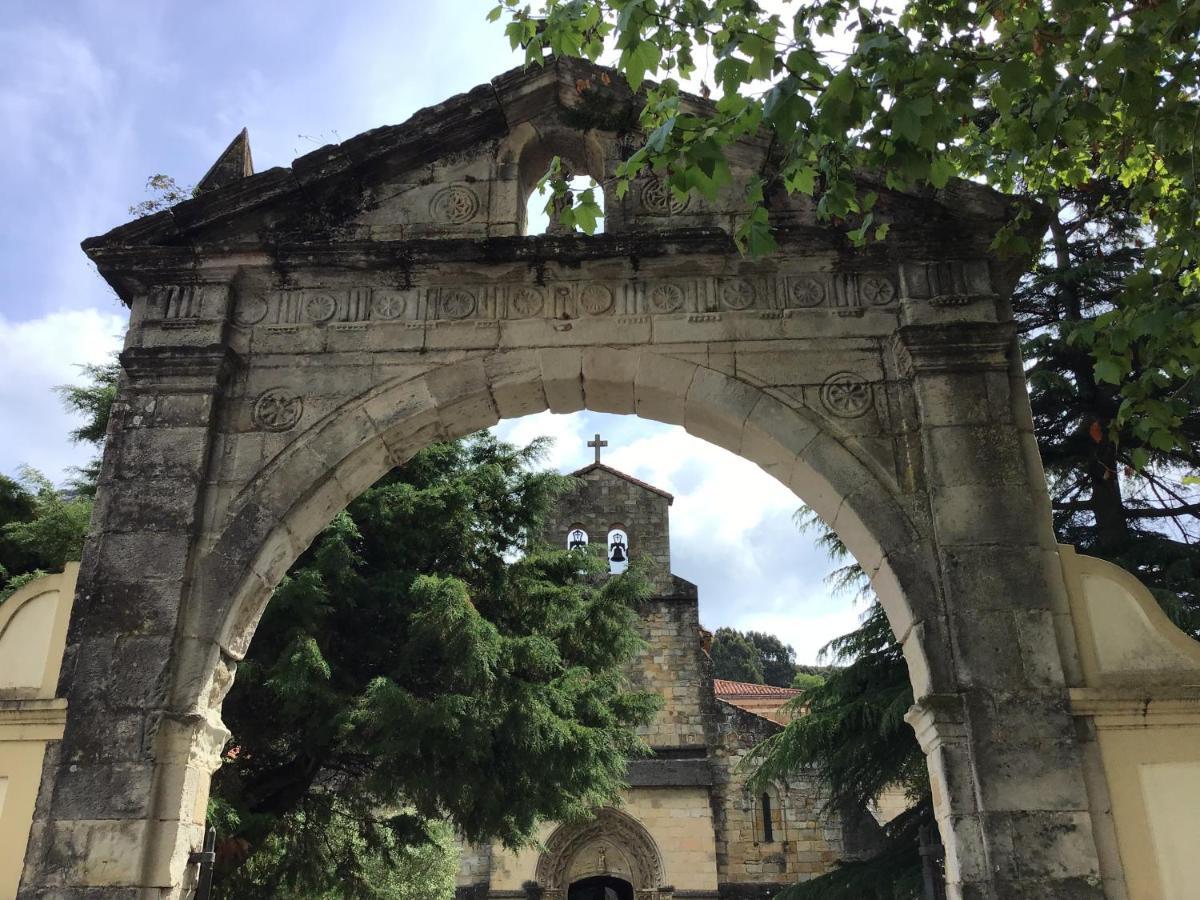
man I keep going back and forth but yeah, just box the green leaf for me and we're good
[929,158,955,189]
[892,102,923,144]
[1093,357,1125,385]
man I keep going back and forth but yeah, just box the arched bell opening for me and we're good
[504,124,609,236]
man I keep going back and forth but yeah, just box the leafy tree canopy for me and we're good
[210,434,660,896]
[709,626,801,687]
[495,0,1200,457]
[709,626,765,684]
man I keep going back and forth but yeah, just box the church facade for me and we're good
[456,446,859,899]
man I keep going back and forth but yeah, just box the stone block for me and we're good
[683,367,760,454]
[634,352,696,426]
[50,762,154,820]
[738,394,820,474]
[582,347,637,413]
[424,359,499,436]
[539,347,584,413]
[923,423,1026,488]
[484,350,546,420]
[972,739,1091,812]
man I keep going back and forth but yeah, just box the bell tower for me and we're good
[543,434,678,594]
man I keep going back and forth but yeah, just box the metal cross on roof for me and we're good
[587,433,608,464]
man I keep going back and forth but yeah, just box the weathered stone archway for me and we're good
[536,807,666,897]
[20,59,1109,899]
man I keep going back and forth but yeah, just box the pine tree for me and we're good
[209,434,660,897]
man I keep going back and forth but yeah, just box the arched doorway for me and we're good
[569,875,634,900]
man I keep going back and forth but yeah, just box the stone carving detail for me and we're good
[719,278,756,310]
[789,276,826,307]
[164,286,198,318]
[859,276,895,306]
[648,283,685,313]
[234,274,907,326]
[234,295,268,326]
[579,283,614,315]
[535,808,665,890]
[373,290,406,320]
[510,286,545,318]
[252,389,304,431]
[304,293,337,322]
[641,178,689,215]
[429,184,480,224]
[820,372,873,418]
[440,289,476,319]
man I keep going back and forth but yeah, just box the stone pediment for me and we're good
[83,57,1035,300]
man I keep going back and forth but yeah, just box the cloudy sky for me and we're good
[0,0,864,663]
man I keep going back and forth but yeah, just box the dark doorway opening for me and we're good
[568,875,635,900]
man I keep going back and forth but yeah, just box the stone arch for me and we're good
[193,349,937,698]
[20,57,1117,900]
[536,807,666,891]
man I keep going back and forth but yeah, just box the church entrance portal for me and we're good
[17,57,1119,900]
[568,875,634,900]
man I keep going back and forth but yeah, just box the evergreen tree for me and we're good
[710,627,800,687]
[708,626,765,684]
[1020,186,1200,636]
[209,434,660,897]
[744,630,799,687]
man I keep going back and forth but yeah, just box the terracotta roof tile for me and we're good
[713,679,803,699]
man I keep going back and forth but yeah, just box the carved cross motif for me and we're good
[588,433,608,464]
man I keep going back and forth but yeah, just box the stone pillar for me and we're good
[895,321,1104,900]
[19,333,237,898]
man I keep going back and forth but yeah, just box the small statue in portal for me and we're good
[597,847,608,871]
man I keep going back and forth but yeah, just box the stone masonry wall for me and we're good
[629,597,711,748]
[711,703,843,890]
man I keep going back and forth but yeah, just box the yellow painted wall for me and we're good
[0,565,76,899]
[1059,548,1200,900]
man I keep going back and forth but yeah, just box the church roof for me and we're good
[570,462,673,504]
[713,679,803,700]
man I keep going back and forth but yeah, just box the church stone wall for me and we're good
[631,598,712,749]
[711,703,843,892]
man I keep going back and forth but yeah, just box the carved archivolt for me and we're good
[535,807,666,890]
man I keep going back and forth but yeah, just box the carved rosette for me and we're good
[789,276,826,308]
[429,184,480,224]
[859,275,896,305]
[579,283,614,316]
[820,372,873,418]
[510,286,545,318]
[372,291,406,320]
[304,293,337,322]
[640,177,689,215]
[440,289,476,319]
[233,295,268,326]
[648,283,684,313]
[719,278,756,310]
[252,389,304,431]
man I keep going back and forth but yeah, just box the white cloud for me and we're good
[0,308,127,485]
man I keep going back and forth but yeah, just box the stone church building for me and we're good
[456,442,858,899]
